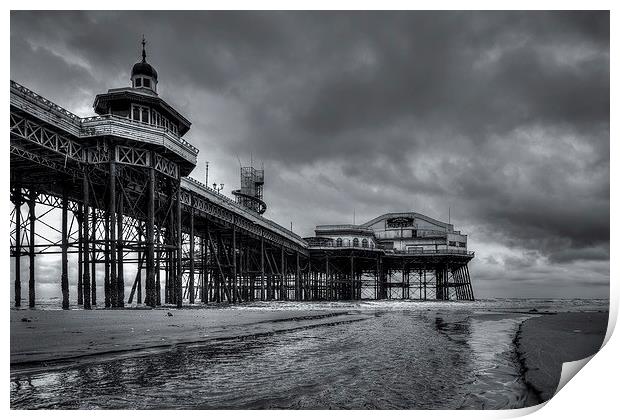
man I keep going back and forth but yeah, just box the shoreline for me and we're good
[11,306,372,374]
[10,301,610,409]
[513,311,608,406]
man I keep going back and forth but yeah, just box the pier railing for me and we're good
[308,241,474,257]
[11,80,198,165]
[81,115,198,164]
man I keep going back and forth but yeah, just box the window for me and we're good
[370,241,374,249]
[135,78,142,87]
[131,105,140,121]
[353,238,359,247]
[407,246,423,253]
[449,241,457,247]
[336,238,343,247]
[458,242,466,248]
[131,104,151,123]
[362,238,368,248]
[143,78,151,88]
[141,107,150,124]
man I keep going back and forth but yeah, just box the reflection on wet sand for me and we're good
[12,310,532,410]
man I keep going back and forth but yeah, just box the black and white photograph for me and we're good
[7,7,612,412]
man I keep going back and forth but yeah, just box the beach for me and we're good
[11,305,370,369]
[10,299,610,409]
[514,311,608,404]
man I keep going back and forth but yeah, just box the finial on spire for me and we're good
[141,35,146,62]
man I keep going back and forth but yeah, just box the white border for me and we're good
[2,2,616,419]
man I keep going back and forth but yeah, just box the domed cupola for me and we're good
[131,37,158,94]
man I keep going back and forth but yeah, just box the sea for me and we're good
[10,298,609,409]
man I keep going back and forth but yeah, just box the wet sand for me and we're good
[515,311,608,404]
[10,306,370,370]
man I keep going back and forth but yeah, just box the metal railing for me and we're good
[387,248,474,256]
[11,80,199,164]
[307,242,474,257]
[11,80,82,122]
[315,224,375,233]
[81,115,198,164]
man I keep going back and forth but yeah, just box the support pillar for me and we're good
[146,167,156,307]
[189,203,195,304]
[109,160,117,307]
[201,235,207,303]
[13,187,22,308]
[280,247,285,300]
[28,190,36,308]
[175,179,182,308]
[61,186,69,309]
[91,206,97,306]
[295,251,300,301]
[326,254,330,301]
[82,174,91,309]
[350,254,355,300]
[232,224,237,303]
[104,208,110,308]
[77,204,83,306]
[260,235,265,301]
[117,190,124,307]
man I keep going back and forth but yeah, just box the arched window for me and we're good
[370,241,375,249]
[353,238,359,247]
[336,238,343,247]
[362,238,368,248]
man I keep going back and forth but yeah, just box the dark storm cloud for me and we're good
[10,11,609,297]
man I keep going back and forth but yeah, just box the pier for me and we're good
[9,47,474,309]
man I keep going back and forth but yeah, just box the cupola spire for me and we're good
[131,35,158,93]
[141,35,147,62]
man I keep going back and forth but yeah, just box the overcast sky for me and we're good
[10,11,609,299]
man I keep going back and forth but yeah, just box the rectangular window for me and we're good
[143,78,151,88]
[458,242,466,248]
[141,108,149,124]
[131,105,140,121]
[135,78,142,87]
[449,241,457,247]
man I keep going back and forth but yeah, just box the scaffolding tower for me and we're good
[232,166,266,214]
